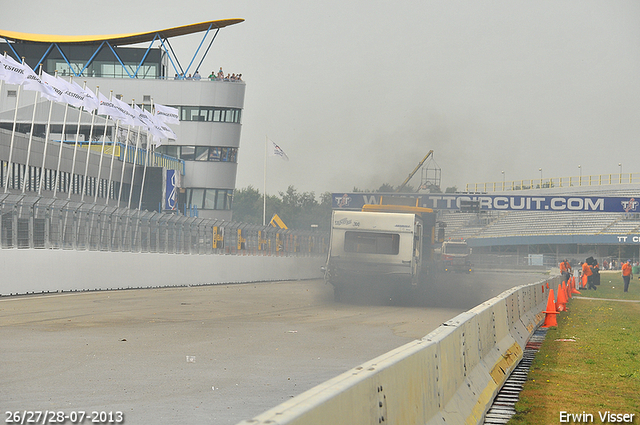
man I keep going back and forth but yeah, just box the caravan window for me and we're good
[344,231,400,255]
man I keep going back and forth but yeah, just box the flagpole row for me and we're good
[0,56,179,206]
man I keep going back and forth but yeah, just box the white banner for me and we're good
[40,72,67,103]
[22,65,58,101]
[0,55,27,85]
[154,103,180,125]
[99,92,133,125]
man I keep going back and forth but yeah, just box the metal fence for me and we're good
[466,172,640,192]
[0,194,328,256]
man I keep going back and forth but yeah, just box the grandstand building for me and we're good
[332,184,640,268]
[439,185,640,267]
[0,20,244,220]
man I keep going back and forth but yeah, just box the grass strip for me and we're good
[508,272,640,424]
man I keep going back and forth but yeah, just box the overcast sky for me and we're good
[3,1,640,196]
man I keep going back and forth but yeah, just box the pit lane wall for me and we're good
[0,250,325,296]
[238,275,560,425]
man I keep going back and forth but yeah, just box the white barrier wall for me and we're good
[238,276,559,425]
[0,250,325,296]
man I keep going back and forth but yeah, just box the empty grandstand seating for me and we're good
[439,187,640,240]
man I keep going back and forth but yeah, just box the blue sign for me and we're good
[165,170,177,210]
[332,193,640,213]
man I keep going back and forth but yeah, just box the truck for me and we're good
[439,238,472,273]
[323,199,437,302]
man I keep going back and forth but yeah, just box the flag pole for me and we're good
[128,102,142,210]
[53,76,72,198]
[104,113,121,205]
[4,68,23,193]
[137,104,151,211]
[21,88,40,194]
[116,114,133,207]
[37,71,57,196]
[94,91,112,203]
[263,135,267,226]
[67,80,86,200]
[80,85,99,202]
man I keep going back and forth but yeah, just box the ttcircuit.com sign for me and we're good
[332,193,640,213]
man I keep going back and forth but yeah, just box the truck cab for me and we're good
[440,239,472,273]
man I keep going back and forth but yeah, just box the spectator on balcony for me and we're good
[217,67,224,79]
[193,71,201,80]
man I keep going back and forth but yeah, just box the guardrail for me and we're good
[0,195,328,256]
[238,275,559,425]
[466,173,639,192]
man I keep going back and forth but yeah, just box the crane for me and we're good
[395,150,434,192]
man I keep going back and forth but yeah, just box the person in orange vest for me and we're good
[562,259,572,282]
[582,260,593,290]
[559,259,568,281]
[622,259,633,292]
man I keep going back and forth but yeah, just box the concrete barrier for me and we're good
[238,275,560,425]
[0,249,325,296]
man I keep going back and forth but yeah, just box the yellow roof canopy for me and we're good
[0,19,244,46]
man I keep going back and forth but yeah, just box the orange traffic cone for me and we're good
[542,284,545,294]
[542,289,558,328]
[562,281,568,299]
[556,283,567,312]
[546,282,549,290]
[565,280,572,299]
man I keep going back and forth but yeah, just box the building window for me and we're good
[209,147,221,161]
[195,147,209,161]
[157,146,238,163]
[189,188,205,209]
[180,146,195,161]
[185,188,233,210]
[175,106,241,123]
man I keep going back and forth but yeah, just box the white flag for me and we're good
[61,79,87,108]
[154,103,180,125]
[112,96,138,126]
[269,140,289,161]
[134,105,166,144]
[147,112,176,145]
[79,84,99,112]
[22,65,58,100]
[40,72,67,102]
[99,92,133,125]
[0,55,27,85]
